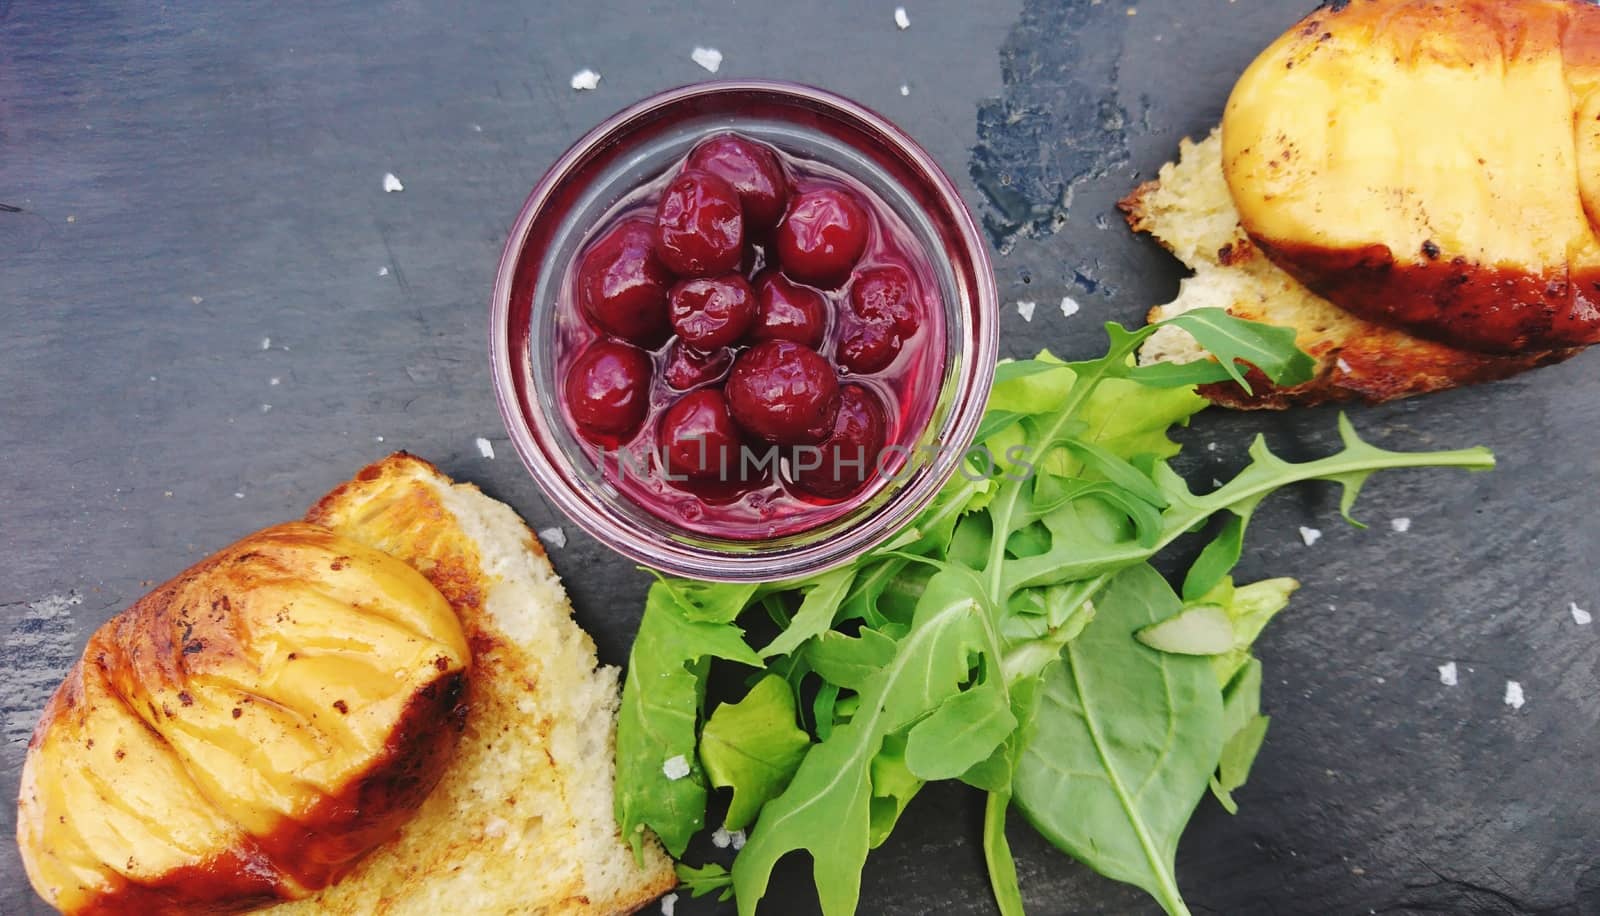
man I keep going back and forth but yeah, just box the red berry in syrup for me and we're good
[565,339,653,441]
[849,263,921,335]
[750,271,828,348]
[662,341,733,390]
[776,187,869,288]
[659,388,746,482]
[655,169,744,277]
[790,385,887,499]
[837,320,902,374]
[668,274,756,349]
[725,340,841,445]
[686,133,789,231]
[576,218,673,346]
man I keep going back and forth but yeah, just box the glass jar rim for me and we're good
[490,80,997,581]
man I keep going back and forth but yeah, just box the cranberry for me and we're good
[669,274,756,349]
[565,339,653,441]
[576,218,674,346]
[776,187,869,288]
[790,385,887,499]
[725,340,841,445]
[655,169,744,277]
[663,341,733,390]
[687,134,789,231]
[837,321,902,374]
[849,264,921,335]
[750,271,828,348]
[659,388,746,482]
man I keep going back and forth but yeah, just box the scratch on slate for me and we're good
[374,220,412,294]
[3,592,84,747]
[971,0,1132,251]
[0,202,23,213]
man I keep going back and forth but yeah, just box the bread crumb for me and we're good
[1504,680,1525,710]
[1060,296,1080,318]
[1572,602,1593,626]
[1016,300,1036,322]
[660,893,678,916]
[1438,661,1457,686]
[1390,517,1411,533]
[570,69,601,91]
[894,6,910,29]
[476,437,496,460]
[691,47,723,73]
[538,527,568,549]
[662,755,690,780]
[382,173,404,193]
[1298,526,1322,547]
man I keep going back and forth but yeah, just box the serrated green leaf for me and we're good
[676,862,736,902]
[904,681,1017,781]
[700,676,812,832]
[807,629,899,692]
[1163,309,1317,392]
[760,567,856,659]
[1182,514,1246,601]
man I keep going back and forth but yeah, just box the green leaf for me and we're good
[1136,604,1235,655]
[760,567,856,659]
[659,576,759,623]
[974,409,1028,446]
[983,792,1026,916]
[868,733,923,848]
[1014,565,1223,916]
[732,569,1006,916]
[904,681,1018,781]
[807,629,898,692]
[676,862,736,902]
[988,354,1074,414]
[700,676,813,832]
[616,582,764,859]
[1163,309,1317,392]
[1213,716,1270,815]
[1209,577,1298,685]
[1182,514,1246,601]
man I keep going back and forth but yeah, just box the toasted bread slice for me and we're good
[1122,130,1575,408]
[270,453,675,915]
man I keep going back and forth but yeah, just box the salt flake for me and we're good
[1438,662,1458,686]
[1016,300,1037,322]
[475,437,496,460]
[382,172,404,193]
[711,826,732,848]
[261,337,272,350]
[1572,602,1593,626]
[378,266,389,277]
[899,84,910,96]
[894,6,910,29]
[1298,526,1323,547]
[570,69,601,91]
[660,893,678,916]
[1504,680,1525,710]
[1390,517,1411,533]
[691,47,723,73]
[1060,296,1080,318]
[662,755,690,780]
[729,829,746,850]
[538,527,568,549]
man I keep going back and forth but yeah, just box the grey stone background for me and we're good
[3,1,1596,913]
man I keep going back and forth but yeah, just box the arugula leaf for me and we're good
[867,733,923,848]
[807,628,898,691]
[1156,310,1316,392]
[759,567,856,658]
[616,581,763,858]
[1013,564,1223,916]
[700,675,812,831]
[676,862,736,901]
[732,568,1007,916]
[1211,658,1268,814]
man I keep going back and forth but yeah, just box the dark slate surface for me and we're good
[3,0,1597,913]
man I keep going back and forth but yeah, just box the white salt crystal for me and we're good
[1438,661,1457,686]
[1504,680,1525,710]
[1572,602,1593,626]
[538,527,568,549]
[691,47,723,73]
[476,436,496,459]
[1390,517,1411,533]
[662,755,691,780]
[382,172,404,193]
[1016,300,1036,322]
[894,6,910,29]
[660,893,678,916]
[570,69,601,91]
[1299,526,1322,547]
[1059,296,1080,318]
